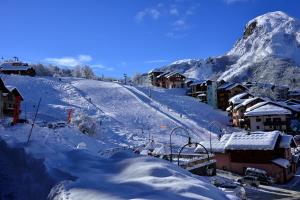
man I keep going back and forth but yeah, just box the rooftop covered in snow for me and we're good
[245,103,291,117]
[195,131,291,153]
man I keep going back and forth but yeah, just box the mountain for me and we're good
[154,11,300,88]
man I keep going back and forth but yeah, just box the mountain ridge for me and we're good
[153,11,300,88]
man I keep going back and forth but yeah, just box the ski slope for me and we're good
[0,75,235,199]
[2,74,230,147]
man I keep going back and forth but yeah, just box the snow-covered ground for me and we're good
[0,74,235,199]
[0,124,232,200]
[2,75,230,148]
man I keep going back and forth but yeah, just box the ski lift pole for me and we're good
[27,98,42,144]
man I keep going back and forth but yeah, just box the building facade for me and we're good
[197,131,297,183]
[244,103,292,132]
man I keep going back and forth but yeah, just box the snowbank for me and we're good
[0,124,229,200]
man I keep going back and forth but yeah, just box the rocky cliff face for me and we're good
[153,11,300,88]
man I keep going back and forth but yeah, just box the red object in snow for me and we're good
[13,95,22,124]
[67,109,73,124]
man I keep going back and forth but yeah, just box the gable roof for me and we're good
[229,92,253,105]
[218,82,235,90]
[5,86,24,101]
[0,78,9,93]
[196,131,288,153]
[245,104,291,117]
[225,131,280,150]
[165,71,185,78]
[233,97,264,111]
[0,63,33,71]
[156,71,170,79]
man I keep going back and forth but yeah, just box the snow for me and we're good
[196,131,282,152]
[279,135,294,148]
[271,158,291,168]
[0,63,32,71]
[228,92,251,105]
[153,11,300,86]
[233,97,263,111]
[245,104,291,116]
[220,11,300,81]
[225,131,280,150]
[0,124,229,200]
[0,75,236,199]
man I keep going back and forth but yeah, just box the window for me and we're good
[256,118,262,122]
[256,126,260,130]
[266,118,272,123]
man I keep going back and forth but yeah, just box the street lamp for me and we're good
[169,126,190,162]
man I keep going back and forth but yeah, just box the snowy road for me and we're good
[217,168,300,200]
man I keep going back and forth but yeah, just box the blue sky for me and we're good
[0,0,300,78]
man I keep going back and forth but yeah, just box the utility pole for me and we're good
[124,73,127,85]
[27,98,42,144]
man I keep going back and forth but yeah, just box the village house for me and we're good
[163,72,186,89]
[0,78,24,123]
[190,80,207,99]
[0,79,10,119]
[148,70,163,87]
[231,97,265,128]
[244,102,292,132]
[151,71,186,89]
[188,80,218,108]
[217,82,248,110]
[0,61,36,76]
[227,92,254,113]
[196,131,298,183]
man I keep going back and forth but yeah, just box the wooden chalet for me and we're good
[231,97,265,128]
[153,71,186,89]
[190,80,207,99]
[0,62,36,76]
[217,82,248,110]
[244,102,292,132]
[0,78,9,118]
[148,69,164,87]
[197,131,298,183]
[0,78,23,122]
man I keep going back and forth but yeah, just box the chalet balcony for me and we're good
[264,121,287,126]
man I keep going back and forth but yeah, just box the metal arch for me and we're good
[169,126,190,162]
[177,142,210,166]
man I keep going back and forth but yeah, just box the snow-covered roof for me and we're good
[153,144,171,155]
[197,131,284,153]
[225,131,280,150]
[245,104,291,117]
[279,135,294,148]
[226,83,247,91]
[165,71,185,78]
[148,69,163,74]
[245,101,268,112]
[233,97,263,111]
[156,71,170,78]
[190,80,206,86]
[228,92,252,105]
[0,63,32,71]
[196,139,228,153]
[5,85,24,100]
[271,158,291,168]
[218,82,234,90]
